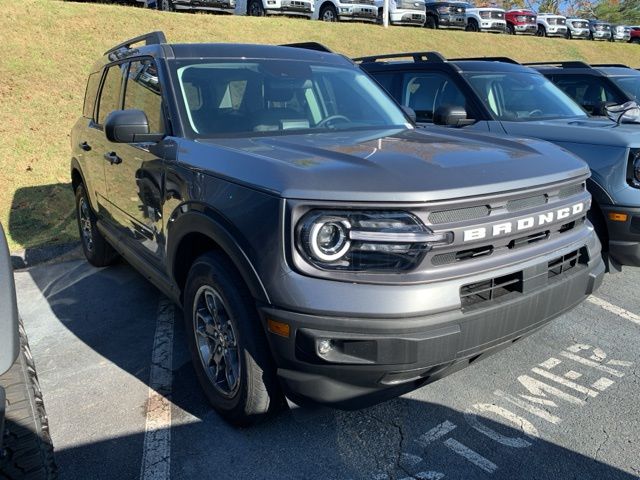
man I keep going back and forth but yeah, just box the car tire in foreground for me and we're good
[0,320,57,480]
[183,252,284,426]
[75,184,119,268]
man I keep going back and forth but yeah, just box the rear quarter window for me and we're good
[83,72,101,119]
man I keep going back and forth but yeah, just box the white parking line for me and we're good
[443,438,498,474]
[140,298,175,480]
[587,296,640,326]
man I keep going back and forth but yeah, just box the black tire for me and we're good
[424,15,436,29]
[536,25,546,37]
[465,19,479,32]
[631,38,640,44]
[0,320,57,479]
[183,252,283,426]
[507,23,515,35]
[75,184,118,268]
[158,0,175,11]
[319,3,338,21]
[247,0,265,16]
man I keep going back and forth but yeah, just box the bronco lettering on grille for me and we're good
[463,202,585,242]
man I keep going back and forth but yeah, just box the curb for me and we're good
[10,242,84,270]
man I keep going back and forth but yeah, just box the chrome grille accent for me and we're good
[429,205,490,224]
[558,183,585,198]
[506,194,547,212]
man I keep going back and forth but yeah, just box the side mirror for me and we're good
[401,105,417,123]
[104,109,164,143]
[583,101,616,116]
[433,105,474,127]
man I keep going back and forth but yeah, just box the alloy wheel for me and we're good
[79,197,93,253]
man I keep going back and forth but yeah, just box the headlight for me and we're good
[437,5,449,13]
[629,149,640,188]
[479,11,490,18]
[297,210,453,272]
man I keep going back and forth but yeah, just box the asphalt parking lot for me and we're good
[13,258,640,480]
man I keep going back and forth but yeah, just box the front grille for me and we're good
[559,183,584,198]
[460,271,523,308]
[430,205,490,224]
[548,249,580,278]
[506,194,547,212]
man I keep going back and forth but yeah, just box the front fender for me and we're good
[0,223,19,376]
[167,207,270,305]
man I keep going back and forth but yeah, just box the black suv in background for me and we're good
[529,62,640,115]
[72,33,603,425]
[424,1,466,29]
[357,52,640,269]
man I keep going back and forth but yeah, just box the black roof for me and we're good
[94,31,349,71]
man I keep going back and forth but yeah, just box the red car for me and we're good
[505,9,537,35]
[629,26,640,44]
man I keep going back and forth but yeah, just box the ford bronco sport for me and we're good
[72,33,604,425]
[358,52,640,270]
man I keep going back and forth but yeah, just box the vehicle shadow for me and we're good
[18,259,639,480]
[8,183,77,267]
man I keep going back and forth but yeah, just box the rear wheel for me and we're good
[183,252,284,426]
[0,320,57,479]
[536,25,546,36]
[75,184,118,268]
[320,3,338,21]
[248,0,265,16]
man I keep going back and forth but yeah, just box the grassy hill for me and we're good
[2,0,639,252]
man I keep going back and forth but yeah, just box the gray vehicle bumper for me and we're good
[601,204,640,266]
[261,237,604,407]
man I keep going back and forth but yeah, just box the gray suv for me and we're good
[359,52,640,269]
[71,33,603,425]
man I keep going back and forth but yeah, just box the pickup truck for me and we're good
[505,9,537,35]
[424,0,466,29]
[464,4,506,32]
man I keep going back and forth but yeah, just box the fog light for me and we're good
[317,339,334,356]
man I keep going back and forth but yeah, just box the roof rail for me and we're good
[353,51,446,64]
[448,56,520,65]
[523,61,591,68]
[104,31,167,56]
[280,42,333,53]
[591,63,632,68]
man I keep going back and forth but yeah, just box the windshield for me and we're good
[174,60,410,137]
[462,71,587,121]
[610,76,640,102]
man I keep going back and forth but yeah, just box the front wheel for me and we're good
[536,25,546,36]
[183,252,283,426]
[465,19,479,32]
[424,15,436,29]
[247,0,265,16]
[158,0,175,11]
[507,23,515,35]
[320,4,338,21]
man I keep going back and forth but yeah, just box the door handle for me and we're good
[104,152,122,165]
[79,141,92,152]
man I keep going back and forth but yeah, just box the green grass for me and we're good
[2,0,640,252]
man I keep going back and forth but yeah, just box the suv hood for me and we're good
[502,117,640,147]
[191,128,589,201]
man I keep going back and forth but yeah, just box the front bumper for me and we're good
[479,20,506,32]
[266,0,313,15]
[513,23,537,34]
[601,204,640,266]
[338,4,377,20]
[592,31,611,39]
[438,14,466,29]
[546,26,568,37]
[390,11,426,25]
[570,28,590,38]
[262,236,604,407]
[613,34,631,41]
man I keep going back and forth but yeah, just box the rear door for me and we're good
[102,58,167,264]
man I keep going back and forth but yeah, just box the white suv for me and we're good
[536,13,568,37]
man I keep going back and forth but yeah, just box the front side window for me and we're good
[551,75,626,113]
[174,60,410,137]
[400,72,466,122]
[124,59,164,133]
[97,65,125,125]
[463,72,587,121]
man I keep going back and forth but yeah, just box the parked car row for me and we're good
[136,0,640,41]
[70,31,640,426]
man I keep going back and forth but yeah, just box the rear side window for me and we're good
[123,59,164,134]
[400,72,465,122]
[83,72,101,119]
[551,75,625,110]
[97,65,125,125]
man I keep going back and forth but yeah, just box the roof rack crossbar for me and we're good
[448,56,520,65]
[353,51,446,64]
[523,61,590,68]
[280,42,333,53]
[104,31,167,56]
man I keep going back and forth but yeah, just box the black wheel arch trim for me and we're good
[167,207,270,305]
